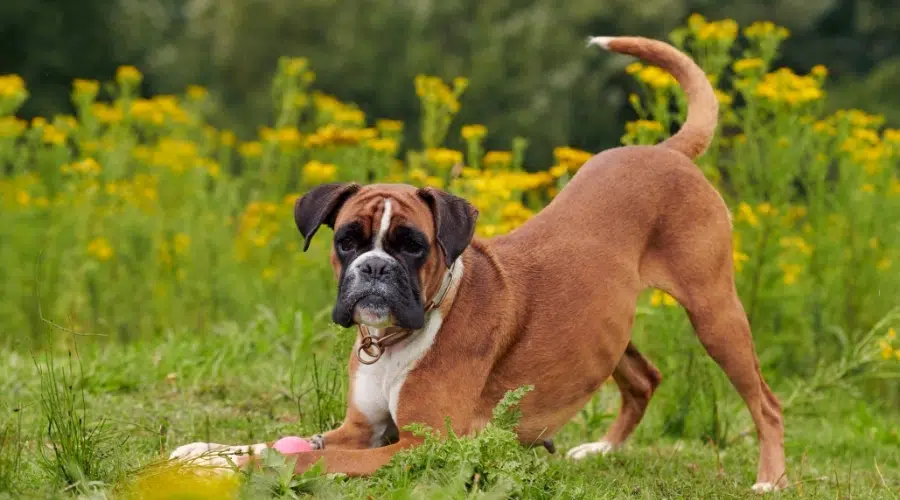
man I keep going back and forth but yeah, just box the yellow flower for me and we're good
[377,119,403,133]
[553,146,593,171]
[625,62,644,75]
[549,165,568,178]
[173,233,191,255]
[860,183,875,194]
[41,125,66,146]
[0,116,27,138]
[780,263,803,285]
[283,57,308,76]
[877,258,892,271]
[425,148,463,169]
[744,21,790,40]
[633,66,677,89]
[186,85,208,100]
[73,79,100,100]
[302,160,338,184]
[733,250,750,272]
[115,65,143,86]
[263,267,277,281]
[461,124,488,141]
[733,58,765,74]
[483,151,513,168]
[687,13,707,31]
[696,19,738,42]
[811,65,828,78]
[239,141,263,158]
[714,89,733,106]
[365,138,398,155]
[220,130,236,147]
[0,74,26,99]
[650,289,677,307]
[888,328,896,340]
[91,102,124,123]
[334,108,366,125]
[87,237,114,262]
[275,127,303,150]
[736,202,759,227]
[15,190,30,207]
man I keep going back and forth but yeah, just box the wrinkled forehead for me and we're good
[333,186,435,238]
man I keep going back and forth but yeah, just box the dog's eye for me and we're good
[336,237,356,253]
[398,239,425,256]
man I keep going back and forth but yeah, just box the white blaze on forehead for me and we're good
[373,198,393,250]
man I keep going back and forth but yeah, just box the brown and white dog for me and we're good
[170,35,787,492]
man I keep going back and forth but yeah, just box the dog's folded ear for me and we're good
[294,182,361,251]
[417,187,479,267]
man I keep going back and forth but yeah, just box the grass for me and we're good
[0,308,897,499]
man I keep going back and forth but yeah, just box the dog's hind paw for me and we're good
[751,482,778,494]
[565,440,618,460]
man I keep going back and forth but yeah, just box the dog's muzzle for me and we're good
[332,252,424,330]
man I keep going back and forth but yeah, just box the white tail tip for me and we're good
[586,36,614,49]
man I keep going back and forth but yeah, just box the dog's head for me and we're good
[294,183,478,330]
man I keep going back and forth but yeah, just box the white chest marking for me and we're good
[351,311,443,446]
[350,258,464,446]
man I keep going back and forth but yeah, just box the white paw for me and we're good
[168,442,267,472]
[565,440,618,460]
[751,482,776,494]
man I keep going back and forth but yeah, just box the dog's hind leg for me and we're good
[566,342,662,459]
[678,280,786,491]
[648,203,787,491]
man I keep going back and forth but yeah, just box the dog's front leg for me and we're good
[279,436,422,476]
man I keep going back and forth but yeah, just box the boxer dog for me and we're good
[170,35,786,492]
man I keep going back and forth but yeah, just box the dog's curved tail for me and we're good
[588,36,718,159]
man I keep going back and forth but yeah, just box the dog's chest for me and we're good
[351,312,443,436]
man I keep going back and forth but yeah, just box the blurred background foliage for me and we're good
[3,0,898,166]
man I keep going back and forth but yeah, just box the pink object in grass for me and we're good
[272,436,313,454]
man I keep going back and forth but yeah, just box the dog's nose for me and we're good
[359,259,389,279]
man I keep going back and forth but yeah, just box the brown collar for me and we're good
[355,260,458,365]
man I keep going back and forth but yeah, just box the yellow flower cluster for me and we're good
[877,328,899,361]
[305,124,377,148]
[625,63,677,90]
[87,237,114,261]
[302,160,338,184]
[650,289,678,307]
[0,116,27,138]
[461,124,487,140]
[733,58,765,75]
[744,21,790,40]
[236,200,284,259]
[753,68,824,107]
[0,74,26,99]
[60,157,102,176]
[115,65,143,86]
[425,147,463,169]
[261,126,303,150]
[415,75,467,113]
[483,151,513,168]
[695,18,739,42]
[130,95,191,125]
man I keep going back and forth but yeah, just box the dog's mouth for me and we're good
[351,295,395,328]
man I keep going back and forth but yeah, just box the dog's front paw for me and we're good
[565,440,619,460]
[169,442,267,472]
